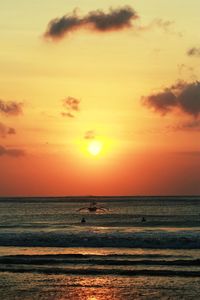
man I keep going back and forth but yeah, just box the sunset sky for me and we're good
[0,0,200,196]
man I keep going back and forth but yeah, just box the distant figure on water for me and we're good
[81,217,86,223]
[141,217,146,222]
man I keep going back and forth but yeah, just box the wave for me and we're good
[0,253,199,277]
[0,231,200,249]
[0,254,198,267]
[0,266,200,277]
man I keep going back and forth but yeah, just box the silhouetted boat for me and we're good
[78,200,108,213]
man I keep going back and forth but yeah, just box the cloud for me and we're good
[142,81,200,118]
[0,100,23,116]
[182,119,200,130]
[142,91,176,115]
[61,112,74,118]
[0,122,16,138]
[187,47,200,57]
[63,96,80,111]
[139,18,172,31]
[85,6,137,32]
[84,130,95,140]
[138,18,182,37]
[44,7,181,42]
[44,6,138,40]
[0,145,25,157]
[177,64,196,80]
[152,19,174,32]
[44,11,82,40]
[169,119,200,131]
[61,96,80,118]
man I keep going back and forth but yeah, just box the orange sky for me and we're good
[0,0,200,196]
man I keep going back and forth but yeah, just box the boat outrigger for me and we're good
[77,200,108,213]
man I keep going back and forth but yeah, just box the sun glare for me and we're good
[88,140,103,156]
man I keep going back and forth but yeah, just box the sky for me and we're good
[0,0,200,196]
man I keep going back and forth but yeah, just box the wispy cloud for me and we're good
[61,112,75,118]
[0,100,23,116]
[142,81,200,118]
[44,6,138,41]
[177,64,196,80]
[84,130,95,140]
[0,122,16,138]
[139,18,182,37]
[169,119,200,132]
[0,145,25,157]
[61,96,80,118]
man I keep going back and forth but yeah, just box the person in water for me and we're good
[141,217,146,222]
[81,217,86,223]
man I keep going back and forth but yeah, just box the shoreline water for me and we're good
[0,196,200,299]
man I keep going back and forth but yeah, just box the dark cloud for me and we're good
[44,11,82,40]
[0,100,23,116]
[85,6,137,32]
[169,81,189,95]
[84,130,95,140]
[44,7,181,42]
[142,81,200,118]
[0,122,16,138]
[0,145,25,157]
[61,96,80,118]
[44,6,138,40]
[178,82,200,117]
[142,90,176,115]
[187,47,200,57]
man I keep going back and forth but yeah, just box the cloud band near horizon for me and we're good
[0,145,25,157]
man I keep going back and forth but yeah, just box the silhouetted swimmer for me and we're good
[81,217,86,223]
[141,217,146,222]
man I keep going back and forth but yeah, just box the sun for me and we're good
[88,140,103,156]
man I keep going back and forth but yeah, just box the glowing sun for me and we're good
[88,141,103,156]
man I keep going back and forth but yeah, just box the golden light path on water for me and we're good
[51,275,155,300]
[1,247,199,299]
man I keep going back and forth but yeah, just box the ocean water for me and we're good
[0,196,200,299]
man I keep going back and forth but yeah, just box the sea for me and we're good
[0,196,200,299]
